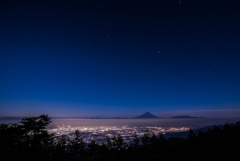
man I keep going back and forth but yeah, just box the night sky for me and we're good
[1,0,240,118]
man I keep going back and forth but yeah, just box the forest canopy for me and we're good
[1,115,240,161]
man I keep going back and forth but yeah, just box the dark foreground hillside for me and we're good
[1,115,240,161]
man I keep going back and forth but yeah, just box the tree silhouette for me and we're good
[0,115,54,160]
[67,129,86,159]
[187,128,196,140]
[116,134,124,150]
[133,132,140,150]
[87,140,99,160]
[142,128,151,148]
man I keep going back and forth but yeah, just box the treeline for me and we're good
[0,115,240,161]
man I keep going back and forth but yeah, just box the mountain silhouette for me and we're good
[135,112,160,118]
[171,115,206,119]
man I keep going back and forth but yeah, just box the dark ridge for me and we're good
[171,115,206,119]
[0,117,24,120]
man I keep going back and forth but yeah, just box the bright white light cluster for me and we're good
[47,125,190,145]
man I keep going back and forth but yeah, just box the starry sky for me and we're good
[1,0,240,118]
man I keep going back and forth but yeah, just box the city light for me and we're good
[47,125,190,145]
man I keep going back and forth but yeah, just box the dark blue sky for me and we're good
[1,0,240,117]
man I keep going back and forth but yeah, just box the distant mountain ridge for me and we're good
[135,112,160,118]
[0,117,24,120]
[171,115,206,119]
